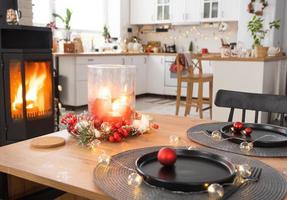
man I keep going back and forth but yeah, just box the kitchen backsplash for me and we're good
[137,22,238,53]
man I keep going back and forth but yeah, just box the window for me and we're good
[32,0,106,32]
[32,0,52,25]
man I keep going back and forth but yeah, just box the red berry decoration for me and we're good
[152,123,159,129]
[233,122,244,131]
[244,127,253,136]
[109,136,115,143]
[157,147,177,166]
[115,122,122,129]
[121,129,129,137]
[113,132,122,142]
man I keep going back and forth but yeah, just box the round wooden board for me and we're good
[31,136,65,149]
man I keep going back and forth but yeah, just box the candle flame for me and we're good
[112,100,121,112]
[119,95,127,105]
[112,95,128,114]
[99,87,111,100]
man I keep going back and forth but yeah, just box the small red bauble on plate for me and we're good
[233,122,244,131]
[242,127,253,136]
[157,147,177,166]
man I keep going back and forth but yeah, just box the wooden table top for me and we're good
[0,114,286,200]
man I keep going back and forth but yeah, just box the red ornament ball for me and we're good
[233,122,244,131]
[157,147,177,166]
[244,127,253,136]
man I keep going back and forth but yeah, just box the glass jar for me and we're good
[88,65,136,124]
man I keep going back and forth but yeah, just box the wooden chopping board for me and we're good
[31,136,65,149]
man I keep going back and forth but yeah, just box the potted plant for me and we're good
[102,25,111,43]
[53,9,73,53]
[53,8,72,41]
[247,15,280,57]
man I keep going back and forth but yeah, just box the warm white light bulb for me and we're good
[127,173,143,187]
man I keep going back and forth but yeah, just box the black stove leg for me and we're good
[0,173,8,200]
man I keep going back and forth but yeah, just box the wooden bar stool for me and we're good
[175,54,213,119]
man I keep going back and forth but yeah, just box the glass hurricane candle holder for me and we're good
[88,65,136,124]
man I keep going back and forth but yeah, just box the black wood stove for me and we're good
[0,1,62,199]
[0,0,56,146]
[0,25,55,145]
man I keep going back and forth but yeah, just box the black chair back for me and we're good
[215,90,287,126]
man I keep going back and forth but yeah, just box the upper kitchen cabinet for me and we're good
[155,0,171,24]
[201,0,239,22]
[201,0,220,22]
[171,0,201,25]
[130,0,171,25]
[220,0,240,21]
[130,0,156,25]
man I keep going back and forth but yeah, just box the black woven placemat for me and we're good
[93,146,287,200]
[187,122,287,157]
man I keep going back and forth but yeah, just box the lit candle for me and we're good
[118,94,134,121]
[89,87,112,119]
[102,99,122,123]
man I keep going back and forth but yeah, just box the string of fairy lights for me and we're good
[91,130,263,199]
[161,23,234,51]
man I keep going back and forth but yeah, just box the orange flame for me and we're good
[10,61,52,119]
[12,71,46,111]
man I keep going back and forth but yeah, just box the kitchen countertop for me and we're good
[198,54,287,62]
[54,52,287,62]
[53,52,177,57]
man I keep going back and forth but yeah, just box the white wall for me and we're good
[283,1,287,53]
[19,0,33,26]
[237,0,284,49]
[120,0,131,39]
[106,0,130,39]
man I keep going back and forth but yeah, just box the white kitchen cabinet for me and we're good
[58,56,77,106]
[125,56,148,95]
[220,0,240,21]
[200,0,239,22]
[130,0,156,25]
[172,0,201,25]
[155,0,171,24]
[147,56,165,94]
[201,0,220,22]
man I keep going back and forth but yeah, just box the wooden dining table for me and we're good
[0,114,286,200]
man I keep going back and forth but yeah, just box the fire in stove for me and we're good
[10,61,52,120]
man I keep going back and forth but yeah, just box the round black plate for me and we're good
[135,149,236,192]
[221,123,287,147]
